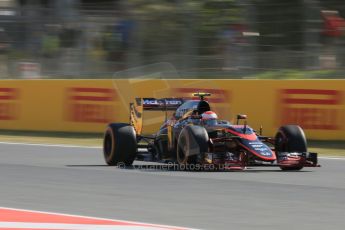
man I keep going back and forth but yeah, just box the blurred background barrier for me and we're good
[0,79,344,140]
[1,0,345,79]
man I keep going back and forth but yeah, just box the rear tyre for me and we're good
[275,125,307,171]
[103,123,137,166]
[177,125,209,166]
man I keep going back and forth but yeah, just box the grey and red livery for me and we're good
[103,92,319,170]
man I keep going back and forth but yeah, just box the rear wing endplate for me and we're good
[130,98,184,135]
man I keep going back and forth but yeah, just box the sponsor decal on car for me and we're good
[142,98,184,112]
[248,141,272,156]
[143,98,159,105]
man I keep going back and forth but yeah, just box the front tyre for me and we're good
[275,125,307,171]
[103,123,137,166]
[177,125,209,165]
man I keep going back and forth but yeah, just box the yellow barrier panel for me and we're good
[0,79,344,140]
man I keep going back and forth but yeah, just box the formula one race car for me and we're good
[103,93,319,171]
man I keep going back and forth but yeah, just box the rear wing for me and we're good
[130,98,184,135]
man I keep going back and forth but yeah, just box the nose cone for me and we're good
[240,139,276,161]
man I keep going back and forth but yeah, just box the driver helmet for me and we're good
[201,111,218,120]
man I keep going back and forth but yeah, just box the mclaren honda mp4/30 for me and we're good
[103,93,319,171]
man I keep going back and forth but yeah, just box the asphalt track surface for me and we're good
[0,142,344,230]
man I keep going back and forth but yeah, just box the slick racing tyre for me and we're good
[103,123,137,166]
[177,125,209,165]
[275,125,307,171]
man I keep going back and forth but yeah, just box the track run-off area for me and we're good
[0,142,344,230]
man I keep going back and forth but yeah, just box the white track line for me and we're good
[319,156,345,160]
[0,222,180,230]
[0,141,344,160]
[0,141,101,149]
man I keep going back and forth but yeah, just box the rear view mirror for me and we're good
[236,114,247,125]
[237,114,247,120]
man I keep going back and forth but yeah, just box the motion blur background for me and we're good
[0,0,345,79]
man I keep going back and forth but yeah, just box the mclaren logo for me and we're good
[143,99,159,105]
